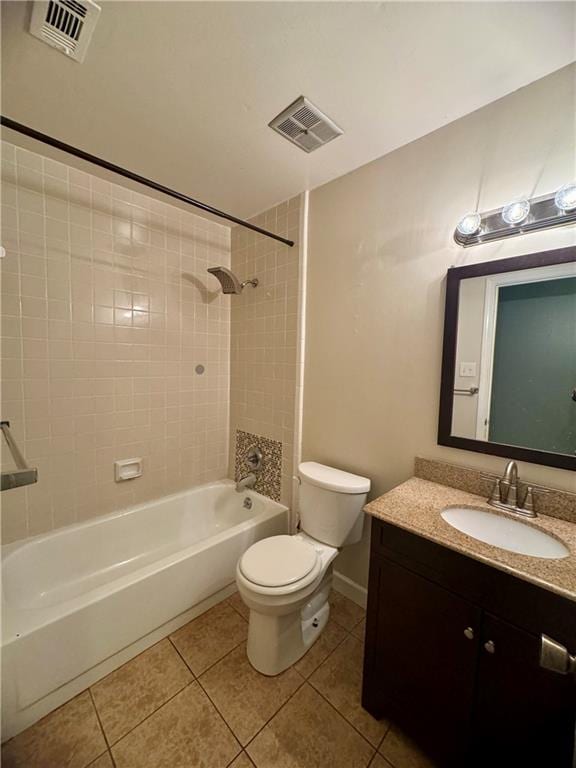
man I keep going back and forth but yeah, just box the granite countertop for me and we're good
[364,477,576,603]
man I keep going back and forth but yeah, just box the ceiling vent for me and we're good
[30,0,101,63]
[269,97,343,153]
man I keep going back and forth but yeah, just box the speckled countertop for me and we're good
[365,477,576,603]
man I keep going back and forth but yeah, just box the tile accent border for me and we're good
[415,457,576,524]
[235,430,282,502]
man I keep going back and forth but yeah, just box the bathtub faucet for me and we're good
[236,473,257,493]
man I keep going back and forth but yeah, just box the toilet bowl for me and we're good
[236,462,370,676]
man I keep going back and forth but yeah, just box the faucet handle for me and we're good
[481,476,502,504]
[245,445,263,471]
[522,486,535,513]
[522,485,549,513]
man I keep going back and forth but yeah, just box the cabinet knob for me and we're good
[464,627,475,640]
[484,640,495,654]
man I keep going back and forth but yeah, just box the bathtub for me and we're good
[1,480,289,739]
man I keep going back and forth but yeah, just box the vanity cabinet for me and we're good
[362,518,576,768]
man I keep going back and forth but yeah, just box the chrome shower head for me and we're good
[207,267,258,295]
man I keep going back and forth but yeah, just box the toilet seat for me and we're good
[238,535,326,595]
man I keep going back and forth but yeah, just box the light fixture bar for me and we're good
[454,188,576,247]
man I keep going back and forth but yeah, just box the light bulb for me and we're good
[502,198,530,225]
[456,212,481,237]
[554,183,576,213]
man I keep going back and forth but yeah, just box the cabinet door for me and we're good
[368,557,481,766]
[472,613,576,767]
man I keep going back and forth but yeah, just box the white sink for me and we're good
[441,507,569,560]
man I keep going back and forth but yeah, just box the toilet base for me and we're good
[246,576,332,676]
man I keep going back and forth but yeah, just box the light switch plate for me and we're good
[459,362,477,378]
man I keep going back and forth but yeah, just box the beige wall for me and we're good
[303,64,576,588]
[229,197,302,507]
[1,142,231,543]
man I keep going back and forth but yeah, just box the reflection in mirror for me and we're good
[451,262,576,457]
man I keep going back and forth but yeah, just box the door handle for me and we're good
[540,635,576,676]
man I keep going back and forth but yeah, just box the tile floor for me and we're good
[2,591,435,768]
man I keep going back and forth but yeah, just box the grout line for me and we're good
[87,688,111,752]
[194,669,244,754]
[167,634,198,679]
[377,722,392,751]
[307,677,384,752]
[106,679,197,749]
[241,673,309,752]
[86,748,116,768]
[225,594,250,622]
[169,629,247,680]
[302,622,387,750]
[225,750,256,768]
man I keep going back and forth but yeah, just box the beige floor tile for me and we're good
[247,683,374,768]
[330,590,365,630]
[294,618,347,678]
[229,753,256,767]
[227,591,250,620]
[379,724,437,768]
[171,601,248,676]
[91,638,192,744]
[310,635,387,746]
[352,617,367,641]
[88,753,115,768]
[370,755,394,768]
[1,691,107,768]
[111,681,240,768]
[199,644,303,745]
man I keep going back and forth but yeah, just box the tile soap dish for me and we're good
[114,458,143,482]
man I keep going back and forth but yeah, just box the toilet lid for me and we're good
[239,535,319,588]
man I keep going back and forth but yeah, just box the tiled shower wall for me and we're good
[229,196,302,507]
[0,141,231,543]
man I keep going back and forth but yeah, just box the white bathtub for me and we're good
[1,480,289,739]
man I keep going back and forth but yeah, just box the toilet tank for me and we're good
[298,462,371,547]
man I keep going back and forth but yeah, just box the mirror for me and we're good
[438,247,576,471]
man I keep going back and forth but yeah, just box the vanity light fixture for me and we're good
[501,198,530,226]
[454,186,576,247]
[456,212,482,237]
[554,182,576,213]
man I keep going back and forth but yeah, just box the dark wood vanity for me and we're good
[362,517,576,768]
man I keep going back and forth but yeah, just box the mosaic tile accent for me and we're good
[415,457,576,524]
[235,430,282,502]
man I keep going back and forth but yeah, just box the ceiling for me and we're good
[2,1,575,221]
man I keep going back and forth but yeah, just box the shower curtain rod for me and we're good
[1,116,294,248]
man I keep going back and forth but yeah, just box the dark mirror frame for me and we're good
[438,245,576,471]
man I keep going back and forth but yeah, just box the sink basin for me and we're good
[441,507,569,560]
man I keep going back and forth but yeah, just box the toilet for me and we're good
[236,461,370,675]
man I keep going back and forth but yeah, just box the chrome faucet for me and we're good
[500,460,519,507]
[235,444,263,493]
[483,460,545,519]
[236,473,257,492]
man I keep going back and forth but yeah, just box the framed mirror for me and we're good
[438,247,576,470]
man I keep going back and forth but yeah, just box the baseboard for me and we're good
[333,570,367,609]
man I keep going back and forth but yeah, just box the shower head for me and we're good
[207,267,258,295]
